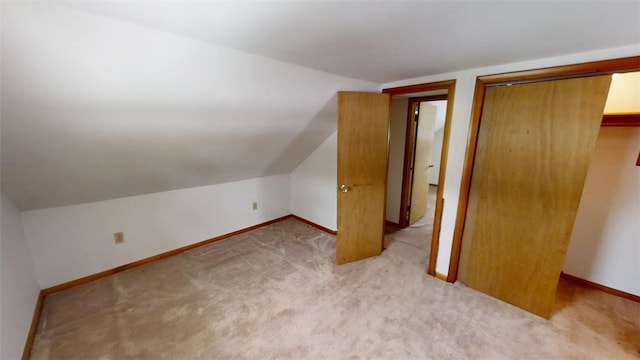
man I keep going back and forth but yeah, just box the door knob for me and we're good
[339,184,350,193]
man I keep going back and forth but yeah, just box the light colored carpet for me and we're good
[31,214,639,358]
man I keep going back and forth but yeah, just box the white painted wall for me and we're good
[291,132,337,231]
[380,45,640,276]
[1,192,40,359]
[563,128,640,295]
[386,98,409,224]
[21,174,291,288]
[2,2,378,211]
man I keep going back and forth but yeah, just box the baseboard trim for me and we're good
[601,113,640,127]
[435,272,447,281]
[22,290,44,360]
[560,272,640,303]
[42,215,293,296]
[26,214,331,358]
[385,220,401,228]
[291,215,337,235]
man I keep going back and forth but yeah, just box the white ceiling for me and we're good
[1,1,639,210]
[61,1,640,83]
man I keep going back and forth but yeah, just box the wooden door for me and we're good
[409,102,437,225]
[458,76,611,318]
[336,91,391,264]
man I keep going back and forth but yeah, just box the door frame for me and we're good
[382,80,456,277]
[402,95,448,228]
[447,56,640,282]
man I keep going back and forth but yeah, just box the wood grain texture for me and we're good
[448,78,487,282]
[560,272,640,303]
[427,196,445,276]
[398,100,417,228]
[428,84,456,277]
[336,91,390,264]
[460,76,612,319]
[21,291,44,360]
[449,57,640,284]
[291,215,337,235]
[385,220,401,228]
[478,56,640,85]
[561,272,640,303]
[409,102,436,224]
[601,113,640,127]
[382,80,455,96]
[435,272,447,281]
[457,80,493,284]
[382,80,456,278]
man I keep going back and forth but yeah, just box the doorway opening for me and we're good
[403,95,447,227]
[382,80,456,277]
[561,71,640,303]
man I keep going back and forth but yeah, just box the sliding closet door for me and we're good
[458,76,611,318]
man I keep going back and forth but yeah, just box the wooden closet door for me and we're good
[458,76,611,318]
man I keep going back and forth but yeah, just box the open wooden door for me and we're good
[458,76,611,318]
[408,102,437,225]
[336,91,390,264]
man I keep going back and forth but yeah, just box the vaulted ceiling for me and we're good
[2,1,639,210]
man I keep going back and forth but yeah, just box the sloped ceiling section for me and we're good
[3,1,640,211]
[1,3,378,210]
[63,1,640,83]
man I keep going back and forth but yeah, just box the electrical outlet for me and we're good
[114,232,124,244]
[252,202,258,210]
